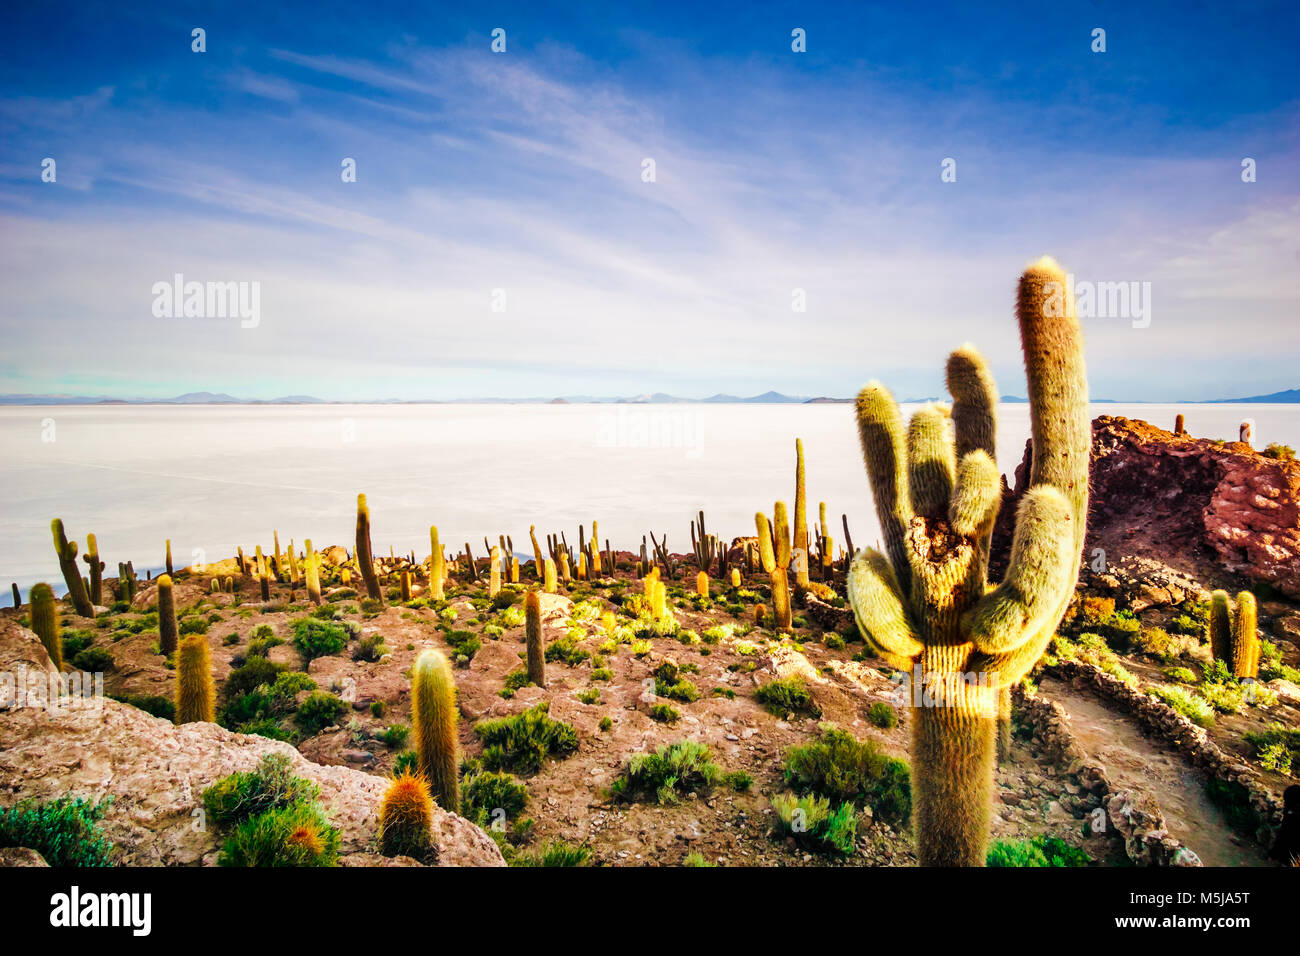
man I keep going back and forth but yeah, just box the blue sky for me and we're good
[1,1,1297,401]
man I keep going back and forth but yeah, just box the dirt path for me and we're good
[1039,678,1270,867]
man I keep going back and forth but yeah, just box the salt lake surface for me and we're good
[2,402,1296,599]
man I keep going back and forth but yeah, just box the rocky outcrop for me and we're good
[0,620,504,867]
[993,416,1300,600]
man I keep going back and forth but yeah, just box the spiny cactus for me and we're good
[754,513,776,574]
[411,649,460,813]
[10,582,19,608]
[773,501,791,570]
[157,573,179,655]
[287,542,299,585]
[489,546,502,597]
[51,519,94,617]
[165,539,173,576]
[378,769,434,859]
[529,525,545,580]
[577,552,588,581]
[82,533,103,607]
[1210,589,1259,679]
[591,521,602,574]
[559,552,571,582]
[304,539,322,605]
[400,570,412,602]
[525,591,546,687]
[175,633,215,723]
[544,557,557,594]
[731,568,741,588]
[793,439,809,587]
[771,568,792,630]
[355,494,383,603]
[30,582,61,669]
[696,571,709,598]
[1174,413,1186,436]
[429,526,445,601]
[210,578,220,593]
[847,256,1089,866]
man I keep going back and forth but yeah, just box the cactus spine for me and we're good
[175,633,215,723]
[846,257,1089,866]
[1210,590,1260,678]
[410,649,459,813]
[157,573,179,655]
[525,591,546,688]
[429,526,445,601]
[543,557,557,594]
[30,582,62,669]
[355,494,383,603]
[754,512,776,574]
[378,770,434,859]
[793,439,809,587]
[51,519,94,617]
[82,533,103,606]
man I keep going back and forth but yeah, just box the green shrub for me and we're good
[755,677,820,718]
[723,770,753,792]
[224,656,286,700]
[109,692,175,720]
[180,617,209,635]
[474,704,579,774]
[771,793,858,856]
[511,839,590,867]
[1149,684,1215,728]
[866,702,898,729]
[987,835,1089,867]
[576,687,600,705]
[295,691,348,734]
[352,633,389,662]
[0,796,115,866]
[783,726,911,826]
[683,852,715,866]
[649,703,680,723]
[217,801,339,866]
[545,632,590,666]
[1245,722,1300,774]
[290,617,349,662]
[379,724,410,748]
[462,770,529,826]
[599,716,613,732]
[201,753,320,826]
[70,646,114,671]
[609,741,720,804]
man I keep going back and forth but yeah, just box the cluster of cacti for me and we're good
[691,510,720,573]
[30,582,61,668]
[157,573,180,655]
[1209,590,1260,679]
[51,519,94,617]
[846,257,1090,866]
[355,494,383,602]
[525,591,546,687]
[117,561,137,603]
[410,649,460,813]
[378,770,434,858]
[175,633,215,723]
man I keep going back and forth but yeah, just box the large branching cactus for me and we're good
[846,257,1089,866]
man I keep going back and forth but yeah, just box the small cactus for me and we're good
[175,633,215,723]
[429,526,445,601]
[411,649,460,813]
[730,568,741,587]
[529,525,545,580]
[304,539,322,605]
[525,591,546,687]
[355,494,383,603]
[157,574,179,655]
[50,519,93,617]
[165,538,173,576]
[489,546,502,597]
[510,557,520,584]
[1174,413,1187,436]
[544,557,557,594]
[30,582,61,669]
[82,532,104,606]
[378,770,434,859]
[400,570,412,602]
[696,571,709,599]
[754,603,767,626]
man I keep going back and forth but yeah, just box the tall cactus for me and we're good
[529,525,545,580]
[771,568,792,630]
[1210,589,1260,679]
[773,501,791,570]
[51,519,94,617]
[410,649,460,813]
[304,539,322,605]
[30,582,61,669]
[490,546,502,597]
[846,256,1089,866]
[793,439,809,587]
[355,494,383,603]
[429,526,445,601]
[165,539,173,576]
[175,634,216,723]
[157,573,179,655]
[82,533,103,607]
[525,591,546,688]
[543,557,557,594]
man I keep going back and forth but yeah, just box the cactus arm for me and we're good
[906,404,956,520]
[846,549,924,670]
[965,486,1075,656]
[853,383,914,595]
[946,345,998,461]
[949,450,1001,538]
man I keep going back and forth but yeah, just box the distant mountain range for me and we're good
[2,387,1297,406]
